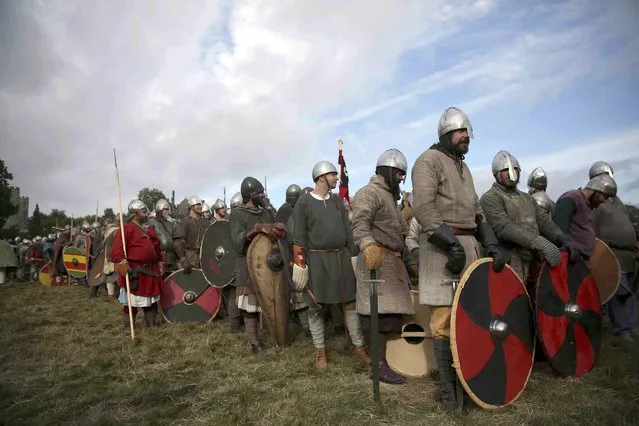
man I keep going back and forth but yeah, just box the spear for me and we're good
[95,200,99,222]
[113,148,136,341]
[224,186,226,205]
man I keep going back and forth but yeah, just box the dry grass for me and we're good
[1,282,638,426]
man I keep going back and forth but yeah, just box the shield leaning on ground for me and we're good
[247,234,290,347]
[39,263,52,286]
[160,268,222,323]
[451,258,535,409]
[536,250,601,378]
[587,239,621,304]
[88,252,105,287]
[62,246,88,278]
[200,220,237,288]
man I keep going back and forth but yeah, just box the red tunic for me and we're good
[27,243,45,267]
[110,222,162,297]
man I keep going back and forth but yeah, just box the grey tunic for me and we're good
[480,182,563,282]
[292,192,357,304]
[351,180,413,315]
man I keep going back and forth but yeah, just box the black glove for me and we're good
[476,221,508,272]
[428,224,466,276]
[557,234,583,264]
[410,247,420,268]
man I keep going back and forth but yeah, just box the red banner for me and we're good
[338,146,350,203]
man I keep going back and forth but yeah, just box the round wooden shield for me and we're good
[62,246,88,278]
[247,234,290,347]
[200,220,237,288]
[587,239,621,303]
[536,250,601,378]
[88,253,105,287]
[39,263,52,286]
[386,291,436,377]
[451,258,535,409]
[160,268,222,323]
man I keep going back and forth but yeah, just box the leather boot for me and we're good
[314,347,328,369]
[433,339,466,415]
[143,305,157,328]
[122,310,137,331]
[353,345,371,365]
[374,333,405,384]
[89,285,99,298]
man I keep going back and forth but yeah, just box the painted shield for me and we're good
[62,246,88,278]
[536,250,601,378]
[247,234,290,347]
[451,258,535,409]
[88,253,105,287]
[386,291,436,377]
[275,203,294,225]
[160,268,222,323]
[39,263,52,286]
[587,239,621,303]
[200,220,237,288]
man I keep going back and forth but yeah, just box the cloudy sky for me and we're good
[1,0,638,217]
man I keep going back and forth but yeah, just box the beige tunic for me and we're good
[412,148,484,306]
[351,179,414,315]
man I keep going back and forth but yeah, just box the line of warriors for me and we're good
[13,105,637,416]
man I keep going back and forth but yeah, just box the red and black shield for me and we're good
[160,268,222,323]
[200,221,237,288]
[536,251,601,377]
[452,258,535,409]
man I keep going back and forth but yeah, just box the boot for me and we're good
[89,285,99,298]
[122,308,137,331]
[433,339,466,415]
[244,312,262,354]
[143,305,158,328]
[314,347,328,369]
[374,334,405,384]
[353,345,371,365]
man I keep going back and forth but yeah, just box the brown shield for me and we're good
[88,253,105,287]
[247,234,290,347]
[587,239,621,303]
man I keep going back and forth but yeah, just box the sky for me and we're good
[1,0,638,217]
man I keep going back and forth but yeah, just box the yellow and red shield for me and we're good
[62,246,88,278]
[39,263,52,286]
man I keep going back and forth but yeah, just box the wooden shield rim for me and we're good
[199,221,236,288]
[588,238,621,303]
[159,268,221,324]
[246,234,289,347]
[62,246,88,277]
[450,257,535,410]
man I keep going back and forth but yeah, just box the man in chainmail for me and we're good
[229,177,287,353]
[148,199,178,278]
[480,151,578,295]
[527,167,556,215]
[173,195,208,274]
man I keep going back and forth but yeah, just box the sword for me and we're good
[364,268,385,403]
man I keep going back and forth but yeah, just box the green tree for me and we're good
[0,159,18,229]
[138,187,167,212]
[28,203,43,236]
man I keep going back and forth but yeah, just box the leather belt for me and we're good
[450,227,476,236]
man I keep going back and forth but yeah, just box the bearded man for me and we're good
[291,161,370,369]
[351,149,414,384]
[110,200,163,329]
[212,199,228,222]
[589,161,638,346]
[411,106,508,414]
[480,151,578,294]
[201,202,212,222]
[527,167,556,215]
[229,177,287,353]
[173,196,208,274]
[148,199,177,278]
[553,173,618,261]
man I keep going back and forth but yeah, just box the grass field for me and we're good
[1,282,638,426]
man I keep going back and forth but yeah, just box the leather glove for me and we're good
[293,244,306,268]
[180,257,192,275]
[410,247,420,268]
[254,223,273,235]
[476,221,508,272]
[114,260,130,277]
[269,223,287,241]
[428,224,466,276]
[531,236,561,267]
[557,234,583,264]
[363,244,383,270]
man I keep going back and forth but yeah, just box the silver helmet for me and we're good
[48,233,56,241]
[531,191,552,214]
[527,167,548,191]
[187,195,203,208]
[312,160,338,182]
[23,238,31,245]
[35,236,42,242]
[437,106,474,139]
[230,192,243,209]
[81,221,91,231]
[491,150,521,182]
[127,199,149,214]
[155,199,171,213]
[585,174,617,198]
[14,237,20,243]
[201,201,211,213]
[588,161,614,179]
[212,199,226,211]
[376,149,408,173]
